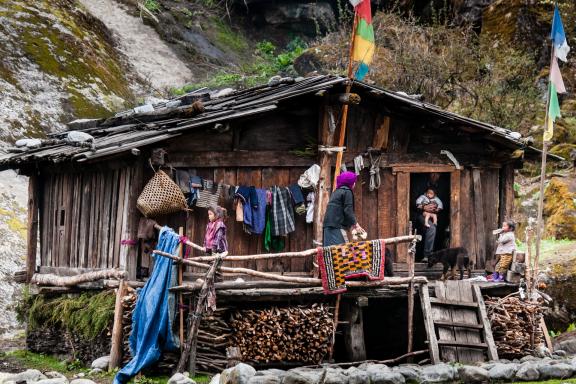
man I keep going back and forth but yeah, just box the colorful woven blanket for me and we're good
[317,240,385,294]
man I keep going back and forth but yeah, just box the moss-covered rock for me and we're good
[544,177,576,239]
[0,0,137,140]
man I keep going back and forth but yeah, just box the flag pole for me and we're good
[332,10,358,191]
[532,43,556,293]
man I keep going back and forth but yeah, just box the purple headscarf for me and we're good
[336,171,357,189]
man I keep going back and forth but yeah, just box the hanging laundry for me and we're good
[354,155,365,175]
[317,240,386,294]
[306,192,315,224]
[288,184,306,216]
[298,164,320,189]
[196,180,222,208]
[264,207,285,252]
[243,188,267,234]
[235,199,244,222]
[271,186,296,236]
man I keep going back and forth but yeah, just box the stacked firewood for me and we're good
[229,304,333,364]
[485,296,544,359]
[195,307,232,373]
[121,287,138,365]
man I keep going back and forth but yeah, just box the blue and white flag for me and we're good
[551,5,570,62]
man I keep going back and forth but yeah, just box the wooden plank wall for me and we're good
[39,165,141,277]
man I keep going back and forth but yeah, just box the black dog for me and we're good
[427,247,471,280]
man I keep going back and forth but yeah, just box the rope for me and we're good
[369,152,382,191]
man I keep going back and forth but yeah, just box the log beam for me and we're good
[31,269,127,286]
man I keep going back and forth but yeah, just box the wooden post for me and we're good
[314,101,337,248]
[396,172,410,262]
[343,299,366,361]
[178,227,184,349]
[26,173,39,282]
[109,279,126,370]
[328,294,341,362]
[525,220,534,299]
[472,169,486,270]
[177,256,224,375]
[407,236,416,360]
[533,142,548,289]
[450,170,461,248]
[332,10,358,188]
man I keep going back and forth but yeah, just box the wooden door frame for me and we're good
[393,166,460,263]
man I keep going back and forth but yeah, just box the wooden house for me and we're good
[0,75,548,367]
[1,75,543,282]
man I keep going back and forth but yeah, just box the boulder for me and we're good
[210,374,220,384]
[255,370,286,378]
[346,367,370,384]
[421,364,457,383]
[45,372,67,380]
[324,368,348,384]
[247,376,281,384]
[168,372,196,384]
[5,369,47,383]
[36,379,68,384]
[282,371,315,384]
[515,362,540,381]
[90,355,110,370]
[554,330,576,354]
[519,355,539,362]
[488,363,517,381]
[457,366,489,383]
[393,366,421,383]
[221,363,257,384]
[368,371,405,384]
[69,380,97,384]
[538,363,574,379]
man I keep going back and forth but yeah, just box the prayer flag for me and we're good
[351,0,375,80]
[544,83,562,142]
[551,5,570,62]
[550,55,566,93]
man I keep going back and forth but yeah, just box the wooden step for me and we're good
[437,340,488,349]
[433,320,484,330]
[429,298,479,308]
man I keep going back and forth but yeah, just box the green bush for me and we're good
[144,0,160,13]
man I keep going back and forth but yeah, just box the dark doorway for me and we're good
[410,173,451,261]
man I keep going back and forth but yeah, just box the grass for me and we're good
[16,291,116,340]
[3,350,212,383]
[517,238,576,264]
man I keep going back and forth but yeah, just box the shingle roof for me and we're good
[0,75,555,169]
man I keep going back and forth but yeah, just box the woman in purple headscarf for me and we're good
[322,171,366,246]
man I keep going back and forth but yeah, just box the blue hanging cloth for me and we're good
[114,227,180,384]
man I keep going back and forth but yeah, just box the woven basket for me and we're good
[137,170,187,217]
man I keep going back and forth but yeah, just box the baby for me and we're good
[416,188,444,228]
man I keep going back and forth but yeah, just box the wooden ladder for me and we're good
[420,280,498,364]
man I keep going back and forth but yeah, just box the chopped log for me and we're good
[230,304,333,364]
[485,295,545,359]
[31,269,127,286]
[109,280,126,370]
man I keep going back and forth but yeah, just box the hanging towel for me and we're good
[271,186,295,236]
[317,240,386,294]
[235,199,244,222]
[249,186,258,209]
[114,227,179,384]
[298,164,321,189]
[235,186,251,203]
[306,192,315,224]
